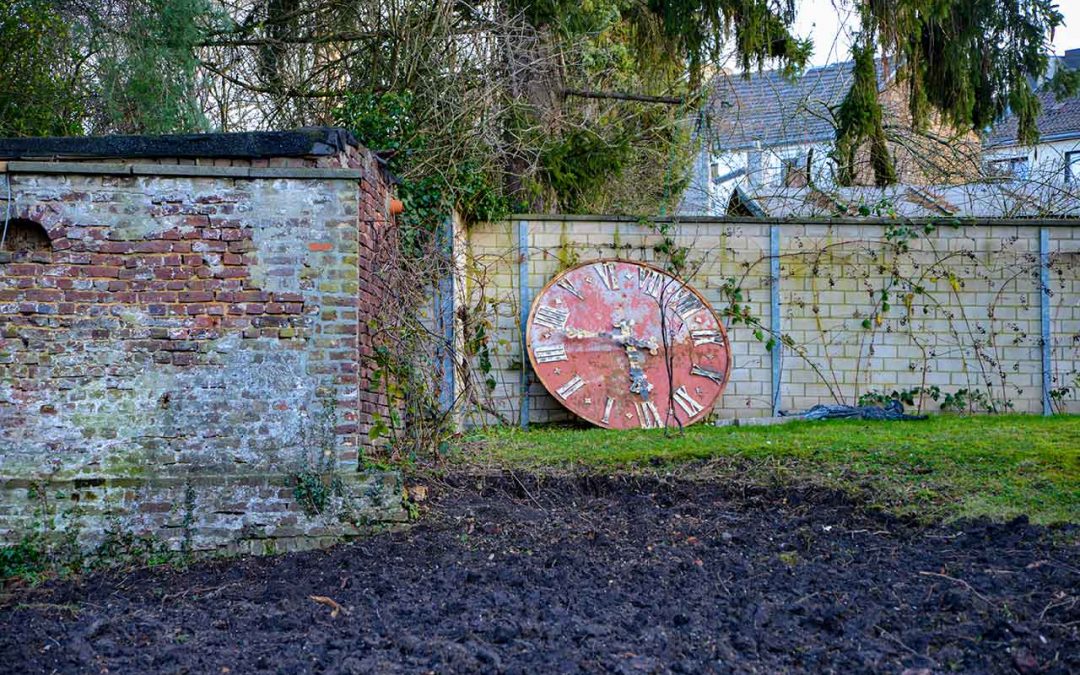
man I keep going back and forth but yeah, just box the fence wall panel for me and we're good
[459,216,1080,425]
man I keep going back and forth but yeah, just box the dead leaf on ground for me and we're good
[309,595,347,618]
[407,485,428,502]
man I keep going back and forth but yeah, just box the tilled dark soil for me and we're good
[1,474,1078,674]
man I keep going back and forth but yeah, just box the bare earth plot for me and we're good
[1,470,1078,674]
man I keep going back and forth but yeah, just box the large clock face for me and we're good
[526,259,731,429]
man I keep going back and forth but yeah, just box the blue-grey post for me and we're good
[1039,226,1052,416]
[436,216,455,418]
[518,219,531,428]
[769,224,782,416]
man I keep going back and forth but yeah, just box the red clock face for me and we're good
[526,259,731,429]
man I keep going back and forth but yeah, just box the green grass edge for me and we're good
[455,414,1080,526]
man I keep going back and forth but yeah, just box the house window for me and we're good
[986,156,1030,178]
[781,154,808,187]
[1066,151,1080,183]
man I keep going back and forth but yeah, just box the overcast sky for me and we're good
[793,1,1080,67]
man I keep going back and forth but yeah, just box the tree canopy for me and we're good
[0,1,87,136]
[0,0,1074,213]
[835,0,1075,185]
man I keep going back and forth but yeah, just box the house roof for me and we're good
[703,60,887,152]
[984,89,1080,147]
[732,181,1080,219]
[1065,48,1080,72]
[984,50,1080,147]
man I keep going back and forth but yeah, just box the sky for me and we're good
[792,1,1080,67]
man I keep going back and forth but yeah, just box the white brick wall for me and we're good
[459,217,1080,425]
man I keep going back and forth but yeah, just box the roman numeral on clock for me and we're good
[691,364,725,384]
[673,386,704,416]
[555,375,586,399]
[638,268,663,299]
[594,262,618,291]
[534,344,567,363]
[600,397,615,425]
[535,306,569,330]
[690,329,725,347]
[671,289,705,322]
[635,400,663,429]
[556,277,583,299]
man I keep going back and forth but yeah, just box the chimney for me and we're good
[1064,48,1080,72]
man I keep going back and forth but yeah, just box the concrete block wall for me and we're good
[462,216,1080,425]
[1050,226,1080,406]
[0,130,406,552]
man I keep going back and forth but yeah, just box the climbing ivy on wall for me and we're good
[334,90,509,253]
[333,90,514,459]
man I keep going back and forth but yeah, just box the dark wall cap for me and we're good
[0,127,360,160]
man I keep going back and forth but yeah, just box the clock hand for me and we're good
[609,319,656,400]
[564,320,659,400]
[610,319,659,354]
[620,335,659,354]
[625,344,653,399]
[564,327,603,340]
[565,326,658,354]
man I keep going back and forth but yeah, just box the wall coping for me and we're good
[508,213,1080,227]
[0,127,359,161]
[1,161,364,180]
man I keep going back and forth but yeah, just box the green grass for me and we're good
[458,414,1080,525]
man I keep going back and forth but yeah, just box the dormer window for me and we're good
[781,153,809,187]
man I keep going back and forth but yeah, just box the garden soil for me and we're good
[1,474,1077,673]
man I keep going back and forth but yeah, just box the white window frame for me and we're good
[1065,151,1080,183]
[987,156,1030,179]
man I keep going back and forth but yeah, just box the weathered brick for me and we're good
[0,132,401,554]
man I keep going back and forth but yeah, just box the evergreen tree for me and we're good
[835,0,1074,185]
[0,1,87,136]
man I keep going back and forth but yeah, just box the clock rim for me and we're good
[525,257,733,427]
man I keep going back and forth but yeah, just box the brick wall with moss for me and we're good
[0,130,406,553]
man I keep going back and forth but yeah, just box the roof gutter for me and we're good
[986,130,1080,149]
[712,167,747,184]
[713,134,835,153]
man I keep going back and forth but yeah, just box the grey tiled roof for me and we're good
[703,61,885,151]
[984,89,1080,147]
[1066,49,1080,71]
[985,50,1080,147]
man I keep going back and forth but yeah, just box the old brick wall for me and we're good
[463,216,1080,425]
[0,132,405,553]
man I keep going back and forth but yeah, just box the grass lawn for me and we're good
[458,414,1080,525]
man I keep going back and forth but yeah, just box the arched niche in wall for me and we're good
[0,218,52,261]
